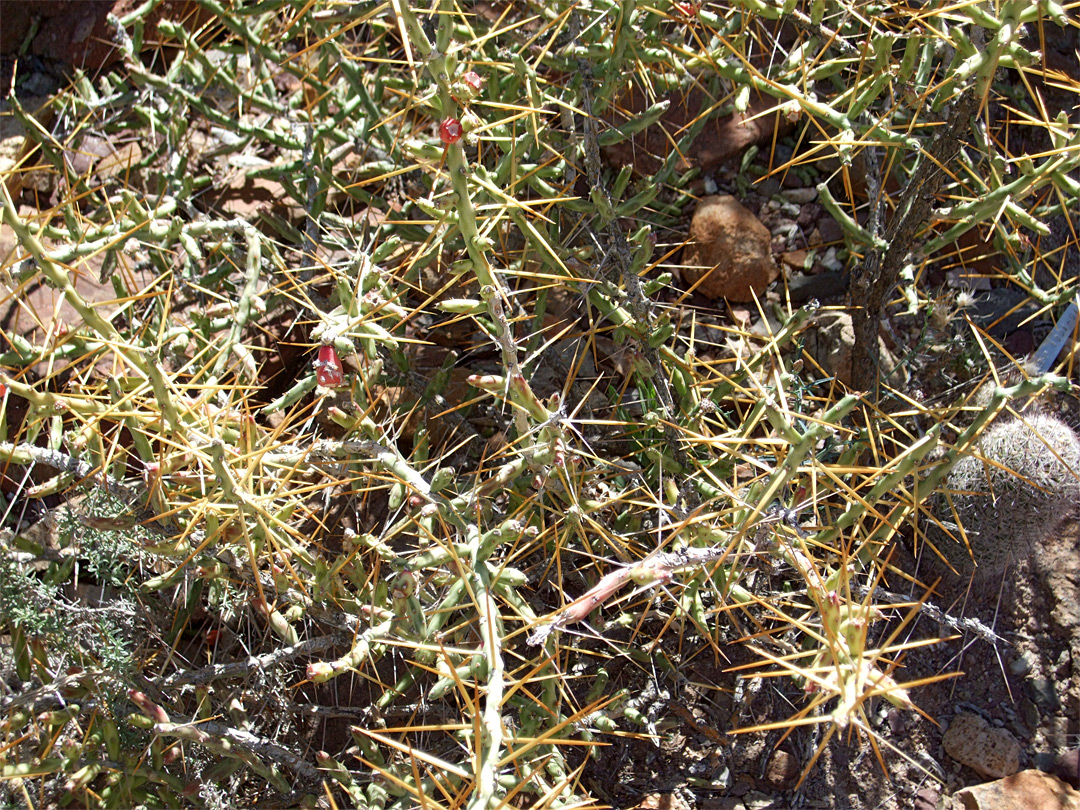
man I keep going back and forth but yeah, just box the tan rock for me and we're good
[802,310,898,389]
[0,96,54,198]
[637,792,691,810]
[762,748,800,790]
[62,134,143,184]
[781,249,809,270]
[682,195,778,302]
[954,769,1080,810]
[943,712,1021,779]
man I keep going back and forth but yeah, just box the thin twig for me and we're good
[154,717,321,783]
[157,634,348,689]
[853,584,1005,646]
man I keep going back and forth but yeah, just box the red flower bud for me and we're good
[453,71,484,103]
[315,344,344,386]
[440,117,463,144]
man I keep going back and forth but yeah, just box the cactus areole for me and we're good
[315,344,344,387]
[440,117,463,144]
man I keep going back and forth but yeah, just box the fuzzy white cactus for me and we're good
[939,412,1080,576]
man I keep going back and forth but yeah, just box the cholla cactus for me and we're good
[941,412,1080,576]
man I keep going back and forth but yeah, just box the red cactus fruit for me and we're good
[462,71,483,92]
[440,116,463,144]
[315,344,344,386]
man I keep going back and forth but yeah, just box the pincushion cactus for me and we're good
[939,412,1080,576]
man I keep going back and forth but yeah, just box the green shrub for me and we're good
[0,0,1077,806]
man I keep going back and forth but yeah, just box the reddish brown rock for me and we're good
[913,787,940,810]
[682,195,778,302]
[762,748,800,791]
[0,202,161,379]
[602,87,793,177]
[214,174,295,223]
[943,712,1022,780]
[0,1,208,73]
[1054,750,1080,790]
[637,792,690,810]
[954,769,1080,810]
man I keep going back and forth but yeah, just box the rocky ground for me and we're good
[572,524,1079,810]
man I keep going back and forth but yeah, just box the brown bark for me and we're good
[850,92,978,396]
